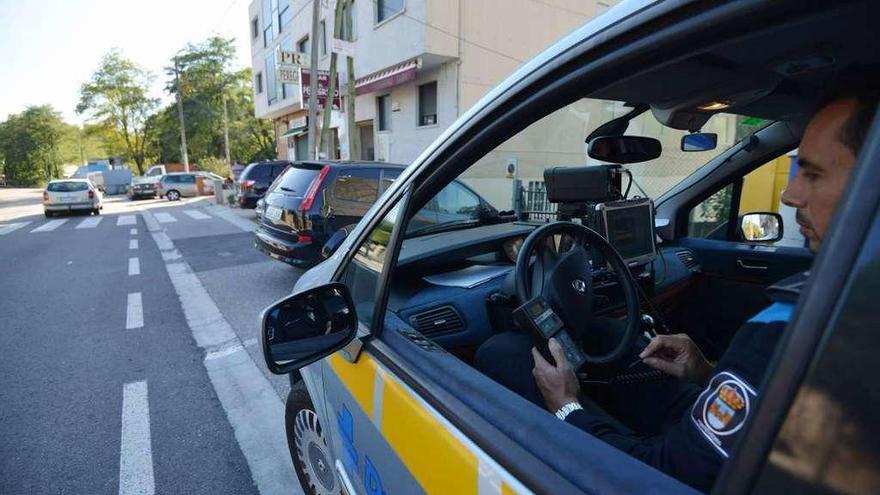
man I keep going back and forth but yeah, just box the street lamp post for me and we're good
[174,56,190,173]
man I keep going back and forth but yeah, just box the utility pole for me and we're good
[343,0,359,160]
[307,0,321,160]
[321,0,345,158]
[174,57,190,172]
[222,92,231,167]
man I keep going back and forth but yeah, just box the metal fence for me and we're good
[515,180,557,222]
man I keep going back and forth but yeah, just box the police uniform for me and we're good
[563,272,807,491]
[474,272,808,491]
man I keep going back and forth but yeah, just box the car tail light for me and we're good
[241,179,256,192]
[88,190,95,199]
[43,191,49,201]
[298,235,313,244]
[300,166,330,212]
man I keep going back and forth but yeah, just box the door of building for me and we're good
[359,123,375,160]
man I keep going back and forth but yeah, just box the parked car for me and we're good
[253,161,501,268]
[236,160,290,208]
[256,1,880,494]
[43,179,103,217]
[128,176,158,199]
[157,172,201,201]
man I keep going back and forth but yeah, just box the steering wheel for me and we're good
[515,222,641,365]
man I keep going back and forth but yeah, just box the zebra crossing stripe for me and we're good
[31,219,67,232]
[183,210,211,220]
[154,212,176,223]
[117,215,137,226]
[76,217,103,229]
[0,222,31,235]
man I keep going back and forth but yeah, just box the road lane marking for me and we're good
[30,219,67,232]
[0,222,31,235]
[130,228,138,235]
[119,380,155,495]
[117,215,137,226]
[126,292,143,329]
[154,212,176,223]
[75,217,103,229]
[140,209,297,494]
[129,257,140,276]
[183,210,211,220]
[129,239,138,250]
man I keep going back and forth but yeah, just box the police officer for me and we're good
[480,87,878,492]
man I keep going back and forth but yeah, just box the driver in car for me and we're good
[478,86,877,491]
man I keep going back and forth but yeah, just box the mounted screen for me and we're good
[597,199,657,266]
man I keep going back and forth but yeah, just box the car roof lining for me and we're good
[589,1,879,126]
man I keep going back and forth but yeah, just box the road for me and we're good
[0,189,304,495]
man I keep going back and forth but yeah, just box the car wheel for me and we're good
[93,208,100,215]
[286,383,338,495]
[44,211,52,218]
[166,190,181,201]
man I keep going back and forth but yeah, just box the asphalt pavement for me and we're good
[0,190,303,494]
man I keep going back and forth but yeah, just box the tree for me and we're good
[77,50,159,174]
[0,105,65,186]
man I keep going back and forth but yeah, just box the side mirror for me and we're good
[681,133,718,152]
[322,225,356,258]
[740,212,783,242]
[260,282,358,374]
[587,136,662,164]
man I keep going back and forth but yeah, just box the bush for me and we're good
[197,156,231,178]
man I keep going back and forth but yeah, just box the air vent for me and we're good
[676,249,700,271]
[409,306,464,338]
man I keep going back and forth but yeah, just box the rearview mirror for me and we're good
[740,212,783,242]
[587,136,661,164]
[681,133,718,152]
[261,283,358,374]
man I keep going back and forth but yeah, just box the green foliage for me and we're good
[77,50,159,174]
[197,156,230,177]
[57,122,106,165]
[146,37,276,167]
[0,105,65,186]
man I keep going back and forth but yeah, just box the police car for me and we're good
[260,0,880,493]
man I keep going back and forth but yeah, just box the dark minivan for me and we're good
[254,160,501,268]
[237,160,291,208]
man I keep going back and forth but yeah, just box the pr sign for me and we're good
[301,69,341,111]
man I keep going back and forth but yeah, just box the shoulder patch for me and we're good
[748,302,794,324]
[690,371,757,458]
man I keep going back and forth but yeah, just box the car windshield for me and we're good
[47,182,89,192]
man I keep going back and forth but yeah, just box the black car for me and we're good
[237,160,290,208]
[254,161,501,268]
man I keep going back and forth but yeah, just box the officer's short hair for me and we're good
[815,69,880,156]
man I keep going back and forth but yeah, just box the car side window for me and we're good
[340,202,401,328]
[181,175,196,184]
[165,175,178,183]
[381,168,401,191]
[406,181,482,234]
[687,184,734,239]
[333,169,379,203]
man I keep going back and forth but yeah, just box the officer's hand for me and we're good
[532,338,580,413]
[639,334,714,385]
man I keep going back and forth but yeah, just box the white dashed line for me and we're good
[0,222,31,235]
[119,380,155,495]
[117,215,137,226]
[130,228,138,235]
[129,239,139,250]
[75,217,103,229]
[30,219,67,232]
[129,257,140,276]
[126,292,143,329]
[154,212,177,223]
[183,210,211,220]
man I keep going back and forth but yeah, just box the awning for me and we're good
[355,59,420,96]
[280,127,305,138]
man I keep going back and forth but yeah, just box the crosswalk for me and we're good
[0,209,214,237]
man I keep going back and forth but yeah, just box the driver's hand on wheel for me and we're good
[639,334,714,385]
[532,338,580,413]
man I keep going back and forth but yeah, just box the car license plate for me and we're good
[60,195,77,203]
[265,206,283,222]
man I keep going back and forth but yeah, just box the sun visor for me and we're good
[651,85,777,131]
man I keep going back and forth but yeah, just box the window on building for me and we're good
[255,72,263,94]
[376,0,403,23]
[418,81,437,127]
[251,17,259,39]
[297,36,310,54]
[280,37,295,99]
[341,0,357,41]
[320,20,327,56]
[377,95,391,131]
[278,0,292,28]
[265,53,277,105]
[262,0,275,47]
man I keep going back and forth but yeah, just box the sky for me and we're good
[0,0,252,124]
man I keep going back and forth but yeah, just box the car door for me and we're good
[178,174,197,196]
[670,158,814,358]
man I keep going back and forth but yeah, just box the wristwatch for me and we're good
[555,401,583,421]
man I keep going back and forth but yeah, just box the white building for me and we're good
[249,0,616,164]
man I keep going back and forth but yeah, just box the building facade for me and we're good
[249,0,616,164]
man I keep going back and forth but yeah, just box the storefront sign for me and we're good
[301,69,342,111]
[331,38,355,57]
